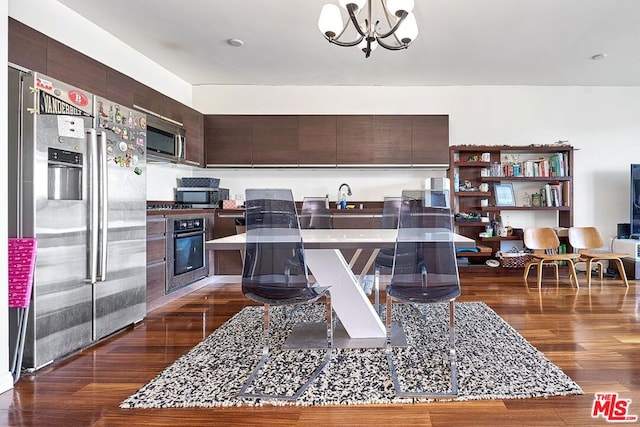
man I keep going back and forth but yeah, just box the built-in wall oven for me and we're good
[166,216,208,293]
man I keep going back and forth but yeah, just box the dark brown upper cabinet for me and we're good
[205,115,253,166]
[181,106,205,167]
[411,115,449,165]
[337,115,412,165]
[205,114,449,167]
[9,19,48,74]
[105,67,138,108]
[252,116,299,165]
[298,116,337,165]
[47,39,107,98]
[336,116,375,165]
[132,85,180,120]
[373,115,412,164]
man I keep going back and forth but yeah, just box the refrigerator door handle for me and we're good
[98,131,108,282]
[88,129,99,284]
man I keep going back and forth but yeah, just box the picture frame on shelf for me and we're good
[494,183,516,206]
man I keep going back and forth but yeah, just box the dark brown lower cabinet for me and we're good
[146,216,167,306]
[212,210,245,275]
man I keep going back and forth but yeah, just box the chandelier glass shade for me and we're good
[318,0,418,57]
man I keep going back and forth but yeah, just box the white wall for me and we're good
[148,163,447,203]
[192,85,640,240]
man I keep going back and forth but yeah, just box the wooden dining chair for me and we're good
[568,226,629,288]
[522,227,581,288]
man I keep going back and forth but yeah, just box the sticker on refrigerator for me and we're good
[39,91,91,117]
[57,116,85,138]
[36,77,53,91]
[68,90,89,107]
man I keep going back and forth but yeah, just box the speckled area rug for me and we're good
[120,302,582,408]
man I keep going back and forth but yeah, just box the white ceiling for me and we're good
[57,0,640,87]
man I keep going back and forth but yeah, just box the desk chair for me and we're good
[523,227,580,288]
[568,226,629,288]
[385,190,460,398]
[238,189,332,400]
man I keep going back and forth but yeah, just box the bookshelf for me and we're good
[449,145,574,265]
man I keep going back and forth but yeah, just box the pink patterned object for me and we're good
[8,238,37,309]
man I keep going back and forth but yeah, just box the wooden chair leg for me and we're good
[585,259,593,288]
[523,262,535,284]
[597,262,604,284]
[613,258,629,288]
[567,261,579,289]
[537,260,544,288]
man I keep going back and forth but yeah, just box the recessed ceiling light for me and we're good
[227,38,244,47]
[591,53,607,60]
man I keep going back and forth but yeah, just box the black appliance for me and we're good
[175,187,229,208]
[166,217,207,293]
[632,164,640,239]
[618,223,631,239]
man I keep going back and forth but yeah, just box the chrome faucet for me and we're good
[338,183,352,209]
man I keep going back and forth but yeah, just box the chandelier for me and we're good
[318,0,418,58]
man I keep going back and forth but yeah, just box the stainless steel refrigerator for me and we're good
[8,67,147,370]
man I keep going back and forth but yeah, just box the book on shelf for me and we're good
[524,158,551,177]
[542,184,552,206]
[520,152,569,178]
[549,182,563,207]
[549,152,568,177]
[539,182,568,207]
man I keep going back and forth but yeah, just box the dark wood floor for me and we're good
[1,270,638,426]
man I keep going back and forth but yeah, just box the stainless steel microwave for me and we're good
[136,106,185,163]
[175,187,229,208]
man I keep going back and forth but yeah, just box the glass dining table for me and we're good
[205,228,475,347]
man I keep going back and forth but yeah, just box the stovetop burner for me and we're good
[147,203,193,210]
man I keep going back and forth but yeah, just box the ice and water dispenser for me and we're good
[47,147,83,200]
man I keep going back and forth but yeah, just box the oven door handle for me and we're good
[174,230,205,239]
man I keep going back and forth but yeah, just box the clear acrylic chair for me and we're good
[385,190,460,398]
[299,197,332,230]
[373,197,402,313]
[238,189,332,400]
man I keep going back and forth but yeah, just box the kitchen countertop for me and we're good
[145,201,385,217]
[146,208,387,216]
[146,208,244,217]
